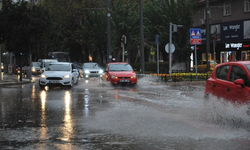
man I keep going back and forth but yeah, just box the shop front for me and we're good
[193,19,250,65]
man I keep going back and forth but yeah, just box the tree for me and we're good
[1,0,51,80]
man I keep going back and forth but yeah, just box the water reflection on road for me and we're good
[0,77,250,150]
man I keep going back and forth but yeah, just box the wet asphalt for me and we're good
[0,76,250,150]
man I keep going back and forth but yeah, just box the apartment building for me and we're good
[193,0,250,63]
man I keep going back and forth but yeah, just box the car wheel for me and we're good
[69,78,74,88]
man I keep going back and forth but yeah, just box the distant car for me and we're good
[29,62,41,75]
[101,62,137,85]
[40,59,58,73]
[1,62,3,72]
[193,60,218,73]
[79,62,103,78]
[39,62,78,88]
[204,61,250,106]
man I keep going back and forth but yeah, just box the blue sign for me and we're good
[190,28,202,45]
[155,35,159,44]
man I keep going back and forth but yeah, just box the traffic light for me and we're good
[121,35,126,44]
[124,50,128,56]
[173,24,183,32]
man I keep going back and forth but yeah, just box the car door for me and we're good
[228,65,250,104]
[210,64,231,99]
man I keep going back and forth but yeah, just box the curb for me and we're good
[167,81,206,86]
[0,80,31,86]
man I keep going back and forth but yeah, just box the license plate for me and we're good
[120,80,129,82]
[49,80,59,83]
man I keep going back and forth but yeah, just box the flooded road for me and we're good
[0,76,250,150]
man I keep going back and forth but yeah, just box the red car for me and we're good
[101,62,138,85]
[205,61,250,105]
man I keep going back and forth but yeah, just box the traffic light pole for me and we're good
[107,0,111,63]
[169,23,173,81]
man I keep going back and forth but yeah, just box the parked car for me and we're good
[39,62,78,88]
[193,60,218,73]
[101,62,137,85]
[204,61,250,106]
[40,59,58,73]
[29,62,41,75]
[79,62,103,78]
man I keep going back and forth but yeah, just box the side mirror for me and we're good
[234,79,245,87]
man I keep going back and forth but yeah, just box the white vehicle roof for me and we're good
[42,59,58,62]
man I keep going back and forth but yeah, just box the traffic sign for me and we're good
[155,35,159,44]
[190,28,202,45]
[165,43,175,53]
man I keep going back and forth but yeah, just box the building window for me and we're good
[245,0,250,12]
[224,1,231,16]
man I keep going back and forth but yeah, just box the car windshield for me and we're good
[44,62,57,68]
[84,63,100,69]
[32,62,40,67]
[109,64,133,71]
[45,64,70,71]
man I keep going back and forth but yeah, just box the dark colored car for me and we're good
[101,62,137,85]
[205,61,250,106]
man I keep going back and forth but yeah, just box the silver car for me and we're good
[79,62,103,78]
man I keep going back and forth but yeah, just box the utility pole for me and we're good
[206,0,210,72]
[140,0,145,74]
[107,0,111,63]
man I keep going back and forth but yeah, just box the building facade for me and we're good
[193,0,250,64]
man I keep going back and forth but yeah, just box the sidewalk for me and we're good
[0,73,31,86]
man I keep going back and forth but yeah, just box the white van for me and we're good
[40,59,58,73]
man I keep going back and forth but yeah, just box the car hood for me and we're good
[84,68,102,71]
[43,71,71,77]
[109,71,136,77]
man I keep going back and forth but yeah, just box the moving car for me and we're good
[193,60,218,73]
[39,62,78,88]
[29,62,41,75]
[1,62,3,72]
[101,62,137,85]
[79,62,103,78]
[204,61,250,105]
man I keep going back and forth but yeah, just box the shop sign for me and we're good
[225,43,243,50]
[221,21,243,41]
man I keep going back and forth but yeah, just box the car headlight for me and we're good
[41,74,47,78]
[111,75,117,79]
[63,75,70,78]
[85,70,90,74]
[131,74,137,78]
[32,67,36,72]
[99,70,103,74]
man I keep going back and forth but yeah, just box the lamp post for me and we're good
[205,0,210,72]
[140,0,144,74]
[107,0,111,63]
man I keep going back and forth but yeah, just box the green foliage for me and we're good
[131,62,169,74]
[1,0,195,66]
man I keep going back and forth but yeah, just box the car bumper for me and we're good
[40,78,72,86]
[109,78,137,85]
[83,73,102,78]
